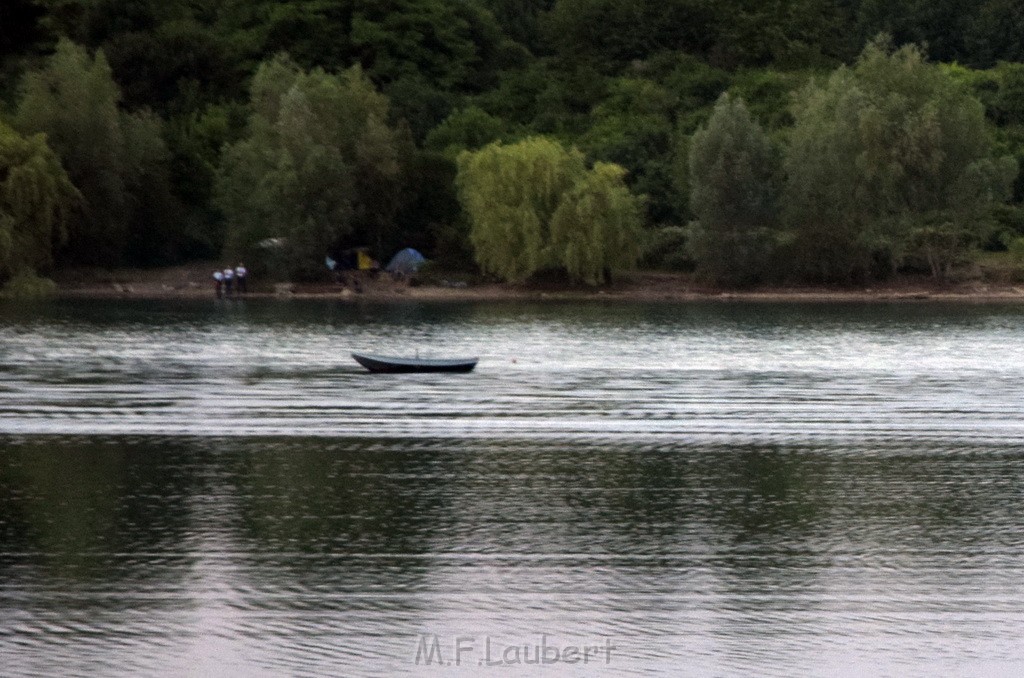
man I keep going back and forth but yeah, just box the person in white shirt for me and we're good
[213,270,223,297]
[235,263,248,294]
[223,267,234,296]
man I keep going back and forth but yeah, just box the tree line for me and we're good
[2,0,1024,291]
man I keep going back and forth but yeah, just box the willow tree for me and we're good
[550,162,644,284]
[0,122,80,287]
[217,55,407,278]
[784,38,1017,281]
[456,136,643,284]
[687,93,781,285]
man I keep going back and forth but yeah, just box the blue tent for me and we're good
[385,248,427,275]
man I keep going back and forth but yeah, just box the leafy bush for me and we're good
[1,272,57,299]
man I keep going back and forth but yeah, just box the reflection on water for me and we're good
[1,299,1024,676]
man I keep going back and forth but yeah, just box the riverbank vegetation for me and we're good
[3,1,1024,294]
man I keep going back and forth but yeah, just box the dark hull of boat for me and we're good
[352,353,478,374]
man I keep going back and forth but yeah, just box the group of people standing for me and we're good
[213,263,248,297]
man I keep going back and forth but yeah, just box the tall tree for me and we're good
[784,38,1016,281]
[16,38,124,263]
[687,93,781,285]
[15,38,178,265]
[216,55,407,279]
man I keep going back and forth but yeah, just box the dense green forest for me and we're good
[3,0,1024,290]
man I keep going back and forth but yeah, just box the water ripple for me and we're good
[4,300,1024,676]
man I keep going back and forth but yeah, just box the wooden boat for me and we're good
[351,352,478,374]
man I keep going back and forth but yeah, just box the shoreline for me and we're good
[48,266,1024,304]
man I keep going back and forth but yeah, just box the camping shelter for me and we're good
[385,248,427,276]
[357,249,376,271]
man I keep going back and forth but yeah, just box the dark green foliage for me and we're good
[904,219,982,280]
[0,0,47,57]
[987,63,1024,127]
[163,103,248,259]
[578,78,677,224]
[641,226,692,271]
[728,69,816,130]
[103,19,245,114]
[394,151,465,263]
[688,94,782,285]
[216,56,411,280]
[967,0,1024,67]
[709,0,854,69]
[1009,234,1024,263]
[15,39,180,266]
[260,1,354,72]
[543,0,717,73]
[851,0,1024,68]
[382,74,456,143]
[544,0,852,72]
[425,106,507,157]
[0,0,1022,284]
[783,39,1016,282]
[478,59,606,137]
[987,204,1024,251]
[657,53,732,133]
[481,0,553,52]
[351,0,503,91]
[16,40,125,264]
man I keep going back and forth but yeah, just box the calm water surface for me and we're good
[1,299,1023,676]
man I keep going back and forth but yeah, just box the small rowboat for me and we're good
[351,352,478,374]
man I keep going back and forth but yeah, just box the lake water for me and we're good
[1,298,1023,676]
